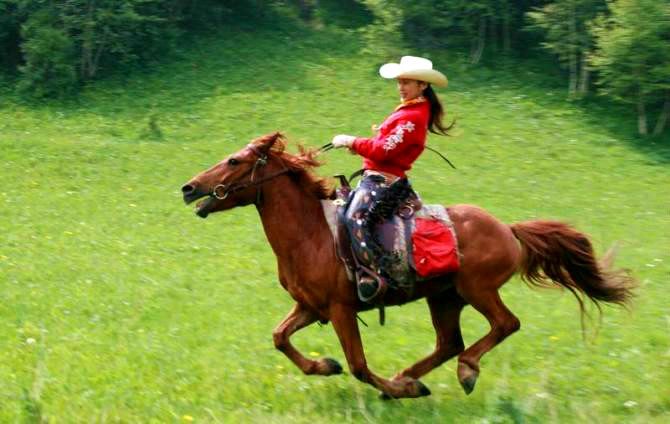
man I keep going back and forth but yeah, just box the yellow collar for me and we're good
[395,96,427,111]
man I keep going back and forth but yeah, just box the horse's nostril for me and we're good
[182,184,195,195]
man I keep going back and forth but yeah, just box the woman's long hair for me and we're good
[424,85,454,136]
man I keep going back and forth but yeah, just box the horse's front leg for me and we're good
[329,302,431,399]
[392,288,466,382]
[273,303,343,376]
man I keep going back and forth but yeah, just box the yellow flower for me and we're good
[182,415,194,422]
[549,336,559,341]
[309,351,320,357]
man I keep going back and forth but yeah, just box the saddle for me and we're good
[322,173,460,307]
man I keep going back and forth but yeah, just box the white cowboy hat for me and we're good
[379,56,448,88]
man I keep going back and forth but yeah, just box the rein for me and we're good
[319,142,456,169]
[212,144,290,206]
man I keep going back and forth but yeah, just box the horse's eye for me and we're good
[228,158,239,166]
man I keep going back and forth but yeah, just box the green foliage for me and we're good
[358,0,405,58]
[17,9,77,98]
[590,0,670,104]
[527,0,606,64]
[398,0,494,44]
[526,0,607,96]
[315,0,374,29]
[0,0,23,69]
[361,0,546,62]
[2,0,280,97]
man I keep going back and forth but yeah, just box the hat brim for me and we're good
[379,63,448,88]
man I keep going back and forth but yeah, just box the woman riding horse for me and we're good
[331,56,452,302]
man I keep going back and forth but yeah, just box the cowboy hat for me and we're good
[379,56,448,87]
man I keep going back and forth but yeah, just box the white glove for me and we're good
[331,134,356,148]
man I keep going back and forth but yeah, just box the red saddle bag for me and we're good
[412,217,460,278]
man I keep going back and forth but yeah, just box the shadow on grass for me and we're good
[575,97,670,165]
[454,55,670,165]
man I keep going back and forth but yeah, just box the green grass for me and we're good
[1,24,669,422]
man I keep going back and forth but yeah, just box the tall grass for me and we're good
[1,24,669,422]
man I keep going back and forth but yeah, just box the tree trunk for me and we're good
[578,54,590,95]
[568,12,577,97]
[80,0,96,79]
[296,0,315,21]
[471,16,487,65]
[89,28,108,79]
[569,51,577,96]
[489,15,498,52]
[653,96,670,136]
[637,94,648,135]
[503,10,511,52]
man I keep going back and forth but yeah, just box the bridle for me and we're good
[212,143,290,206]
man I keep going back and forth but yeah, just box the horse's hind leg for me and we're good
[456,285,520,395]
[393,287,466,381]
[273,303,343,376]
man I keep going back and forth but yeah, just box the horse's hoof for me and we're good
[320,357,343,375]
[415,380,431,397]
[379,377,430,399]
[379,392,393,400]
[457,362,479,395]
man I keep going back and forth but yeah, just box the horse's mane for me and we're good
[251,132,336,200]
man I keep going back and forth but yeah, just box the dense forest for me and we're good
[0,0,668,135]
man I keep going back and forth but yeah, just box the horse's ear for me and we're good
[255,131,285,153]
[266,132,283,149]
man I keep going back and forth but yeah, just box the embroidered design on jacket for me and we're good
[383,121,416,151]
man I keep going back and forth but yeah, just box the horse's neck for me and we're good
[257,176,329,260]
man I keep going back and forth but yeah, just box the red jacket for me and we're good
[352,97,430,178]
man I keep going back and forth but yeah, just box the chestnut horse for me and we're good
[181,133,635,399]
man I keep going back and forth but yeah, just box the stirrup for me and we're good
[357,274,387,303]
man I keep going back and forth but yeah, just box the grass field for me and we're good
[1,24,669,422]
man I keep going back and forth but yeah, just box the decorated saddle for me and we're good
[322,177,460,299]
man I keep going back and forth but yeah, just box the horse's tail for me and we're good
[510,220,636,315]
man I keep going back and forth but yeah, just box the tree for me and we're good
[17,9,77,97]
[370,0,547,64]
[1,0,275,97]
[358,0,405,58]
[0,0,23,69]
[590,0,670,135]
[527,0,607,97]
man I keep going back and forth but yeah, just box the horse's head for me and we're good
[181,132,286,218]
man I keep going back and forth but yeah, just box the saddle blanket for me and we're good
[321,200,460,285]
